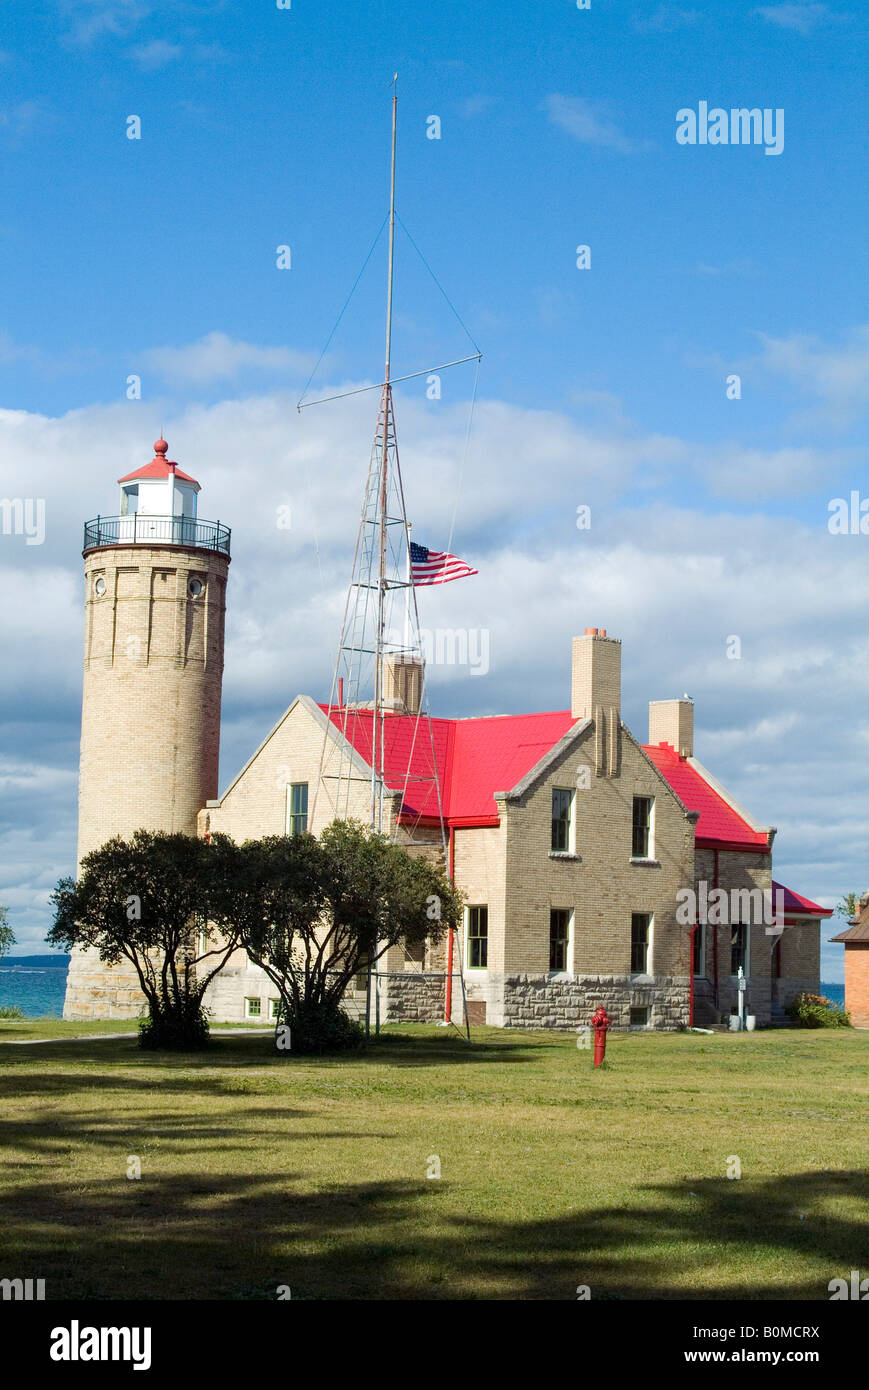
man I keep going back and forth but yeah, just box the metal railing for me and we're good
[82,514,231,556]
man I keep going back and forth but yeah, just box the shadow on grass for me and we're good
[0,1027,545,1074]
[0,1165,865,1301]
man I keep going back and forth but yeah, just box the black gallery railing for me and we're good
[83,515,231,556]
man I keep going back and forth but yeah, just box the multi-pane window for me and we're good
[731,924,748,976]
[467,906,488,969]
[288,782,308,836]
[551,788,574,852]
[245,997,261,1019]
[549,908,571,972]
[631,913,651,974]
[692,923,706,977]
[354,953,370,992]
[268,999,281,1021]
[632,796,653,858]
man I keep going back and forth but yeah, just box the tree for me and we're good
[49,830,241,1049]
[836,892,861,922]
[235,820,463,1053]
[0,905,14,962]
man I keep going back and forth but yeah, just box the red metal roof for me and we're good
[321,707,778,853]
[772,880,832,918]
[320,707,827,915]
[642,742,769,851]
[320,706,574,824]
[118,458,199,486]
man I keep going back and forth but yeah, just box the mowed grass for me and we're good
[0,1021,867,1300]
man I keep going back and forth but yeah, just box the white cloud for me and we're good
[754,3,837,34]
[634,7,701,32]
[459,95,494,119]
[130,38,181,69]
[0,102,45,140]
[61,0,152,46]
[756,326,869,428]
[143,332,317,386]
[543,94,649,153]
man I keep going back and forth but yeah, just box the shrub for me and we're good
[0,1005,24,1020]
[139,1003,211,1050]
[285,998,365,1054]
[785,992,851,1029]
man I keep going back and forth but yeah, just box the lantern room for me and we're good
[118,438,200,521]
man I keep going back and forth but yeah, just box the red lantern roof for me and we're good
[118,439,199,489]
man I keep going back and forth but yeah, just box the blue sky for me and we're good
[1,0,867,979]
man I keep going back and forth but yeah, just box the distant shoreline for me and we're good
[1,954,70,969]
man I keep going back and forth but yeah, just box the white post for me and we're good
[737,965,746,1030]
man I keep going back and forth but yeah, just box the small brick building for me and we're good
[830,902,869,1027]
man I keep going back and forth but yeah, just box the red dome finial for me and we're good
[154,438,168,456]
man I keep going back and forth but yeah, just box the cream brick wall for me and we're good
[200,698,443,1022]
[470,721,695,1028]
[64,543,229,1021]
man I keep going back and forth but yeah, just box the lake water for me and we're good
[0,956,70,1017]
[0,955,847,1019]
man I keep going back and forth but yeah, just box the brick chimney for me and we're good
[571,629,621,776]
[383,655,423,716]
[648,698,693,757]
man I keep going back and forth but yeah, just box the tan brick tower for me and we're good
[63,439,230,1019]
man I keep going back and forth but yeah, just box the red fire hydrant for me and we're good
[590,1005,611,1067]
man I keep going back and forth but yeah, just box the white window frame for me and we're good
[548,907,574,977]
[551,786,576,855]
[285,781,309,837]
[466,904,489,970]
[630,795,656,862]
[630,912,653,976]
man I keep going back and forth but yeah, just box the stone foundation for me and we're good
[63,947,146,1021]
[383,971,447,1023]
[492,973,691,1031]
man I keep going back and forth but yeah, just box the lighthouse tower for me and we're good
[63,440,231,1019]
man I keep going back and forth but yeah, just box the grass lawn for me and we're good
[0,1021,866,1300]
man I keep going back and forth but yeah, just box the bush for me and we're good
[139,1003,211,1050]
[284,998,365,1054]
[0,1005,24,1020]
[785,992,851,1029]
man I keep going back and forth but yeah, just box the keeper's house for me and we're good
[201,628,830,1031]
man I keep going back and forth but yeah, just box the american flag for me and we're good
[410,541,478,586]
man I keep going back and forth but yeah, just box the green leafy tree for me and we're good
[49,830,241,1049]
[0,905,14,962]
[234,820,463,1053]
[836,892,861,922]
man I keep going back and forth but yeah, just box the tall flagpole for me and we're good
[374,75,398,834]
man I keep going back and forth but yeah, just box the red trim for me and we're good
[713,849,719,1009]
[689,925,696,1027]
[397,813,500,830]
[445,826,455,1023]
[696,837,770,854]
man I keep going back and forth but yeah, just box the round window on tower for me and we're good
[188,577,204,599]
[93,576,106,597]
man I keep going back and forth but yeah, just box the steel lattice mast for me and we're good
[314,77,448,855]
